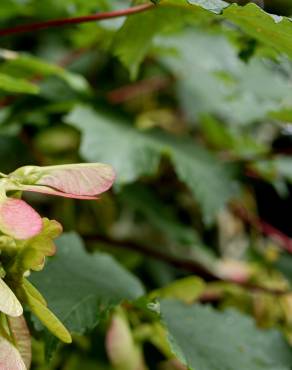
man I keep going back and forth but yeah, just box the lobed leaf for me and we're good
[30,232,145,335]
[160,299,292,370]
[67,106,237,224]
[112,0,292,80]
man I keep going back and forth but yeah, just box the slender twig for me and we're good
[84,234,214,280]
[232,204,292,254]
[107,76,172,104]
[0,4,154,38]
[258,220,292,254]
[84,234,290,295]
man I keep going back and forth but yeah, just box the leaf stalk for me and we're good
[0,3,154,38]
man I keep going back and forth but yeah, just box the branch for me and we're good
[0,4,154,38]
[84,234,290,296]
[84,234,214,280]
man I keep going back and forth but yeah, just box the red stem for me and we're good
[0,4,154,37]
[233,204,292,254]
[84,234,289,295]
[257,220,292,254]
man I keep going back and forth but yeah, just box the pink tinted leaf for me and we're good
[106,313,146,370]
[0,198,42,240]
[38,164,115,196]
[216,259,251,283]
[0,336,26,370]
[17,184,100,200]
[106,314,133,367]
[8,316,32,369]
[10,163,115,199]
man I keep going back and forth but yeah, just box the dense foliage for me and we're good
[2,0,292,369]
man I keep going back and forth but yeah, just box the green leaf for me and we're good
[67,106,237,224]
[188,0,228,14]
[223,3,292,58]
[160,31,292,125]
[22,279,47,307]
[113,0,292,80]
[200,115,268,158]
[174,0,292,62]
[252,156,292,182]
[29,232,145,335]
[0,73,39,94]
[112,1,212,79]
[149,276,205,303]
[0,0,24,19]
[22,286,72,344]
[160,299,292,370]
[0,53,90,94]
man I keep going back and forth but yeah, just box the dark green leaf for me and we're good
[160,299,292,370]
[30,232,145,334]
[67,106,237,224]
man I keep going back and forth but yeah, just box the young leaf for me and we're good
[0,336,26,370]
[106,311,146,370]
[0,278,23,317]
[22,279,47,307]
[0,72,39,94]
[23,287,72,344]
[8,163,115,199]
[0,198,43,240]
[9,218,62,275]
[7,315,32,369]
[149,276,205,303]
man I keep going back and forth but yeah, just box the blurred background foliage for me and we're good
[3,0,292,369]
